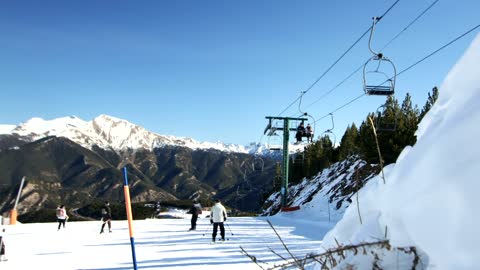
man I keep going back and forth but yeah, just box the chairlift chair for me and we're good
[293,113,316,144]
[320,113,336,149]
[363,17,397,96]
[252,156,264,172]
[291,150,305,165]
[267,133,282,151]
[321,130,336,149]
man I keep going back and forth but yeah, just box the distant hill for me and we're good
[0,115,285,221]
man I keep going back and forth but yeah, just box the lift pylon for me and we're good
[264,116,307,208]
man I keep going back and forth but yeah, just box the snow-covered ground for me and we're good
[310,33,480,270]
[1,214,325,270]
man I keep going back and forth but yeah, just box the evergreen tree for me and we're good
[338,123,360,160]
[285,87,438,181]
[273,162,282,191]
[358,114,378,163]
[419,86,439,121]
[290,151,305,184]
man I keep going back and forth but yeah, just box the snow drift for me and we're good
[317,34,480,269]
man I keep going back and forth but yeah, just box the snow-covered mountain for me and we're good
[0,114,255,153]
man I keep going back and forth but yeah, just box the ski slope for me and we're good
[2,215,324,270]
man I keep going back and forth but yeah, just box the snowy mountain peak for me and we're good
[88,114,160,150]
[1,114,259,154]
[10,116,88,140]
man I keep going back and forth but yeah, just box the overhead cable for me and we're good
[276,0,401,117]
[304,0,440,111]
[314,22,480,123]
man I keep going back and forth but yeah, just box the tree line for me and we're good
[286,87,439,185]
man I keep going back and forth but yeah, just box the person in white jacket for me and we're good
[210,199,227,242]
[56,205,69,231]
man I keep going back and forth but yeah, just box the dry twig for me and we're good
[267,219,304,269]
[368,116,386,184]
[240,246,266,270]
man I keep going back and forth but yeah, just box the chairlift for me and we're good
[240,160,251,179]
[296,93,317,144]
[267,133,282,151]
[293,114,316,144]
[374,104,398,132]
[291,149,305,165]
[321,113,336,149]
[252,156,264,172]
[363,17,397,96]
[321,131,336,149]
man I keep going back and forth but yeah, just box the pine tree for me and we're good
[358,114,378,163]
[419,86,439,121]
[289,87,437,179]
[338,123,360,160]
[273,162,282,191]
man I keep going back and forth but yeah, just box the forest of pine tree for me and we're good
[287,87,439,185]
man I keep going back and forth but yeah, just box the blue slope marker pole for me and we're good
[123,167,138,270]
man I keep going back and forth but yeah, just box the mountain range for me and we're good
[0,115,280,218]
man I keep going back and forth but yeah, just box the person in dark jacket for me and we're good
[0,228,6,261]
[188,200,202,231]
[296,122,306,143]
[100,201,112,234]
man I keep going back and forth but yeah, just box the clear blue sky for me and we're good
[1,0,479,145]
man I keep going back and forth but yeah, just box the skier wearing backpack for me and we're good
[56,205,69,231]
[210,199,227,243]
[188,199,202,231]
[100,201,112,234]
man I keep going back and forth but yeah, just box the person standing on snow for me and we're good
[154,200,161,218]
[210,199,227,242]
[56,205,69,231]
[0,227,7,261]
[100,201,112,234]
[188,199,202,231]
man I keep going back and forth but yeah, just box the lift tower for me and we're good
[264,116,307,207]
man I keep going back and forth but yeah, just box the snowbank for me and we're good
[319,34,480,269]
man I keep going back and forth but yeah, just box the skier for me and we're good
[56,205,69,231]
[154,200,161,218]
[210,199,227,243]
[0,228,6,262]
[100,201,112,234]
[188,199,202,231]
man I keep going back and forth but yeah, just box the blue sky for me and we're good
[1,0,479,145]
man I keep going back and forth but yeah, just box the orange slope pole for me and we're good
[122,167,138,270]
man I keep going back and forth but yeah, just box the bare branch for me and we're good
[240,246,266,270]
[269,247,288,262]
[368,116,386,184]
[267,219,304,269]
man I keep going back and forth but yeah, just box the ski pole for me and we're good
[225,221,234,236]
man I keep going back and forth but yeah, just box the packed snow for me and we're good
[0,209,325,270]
